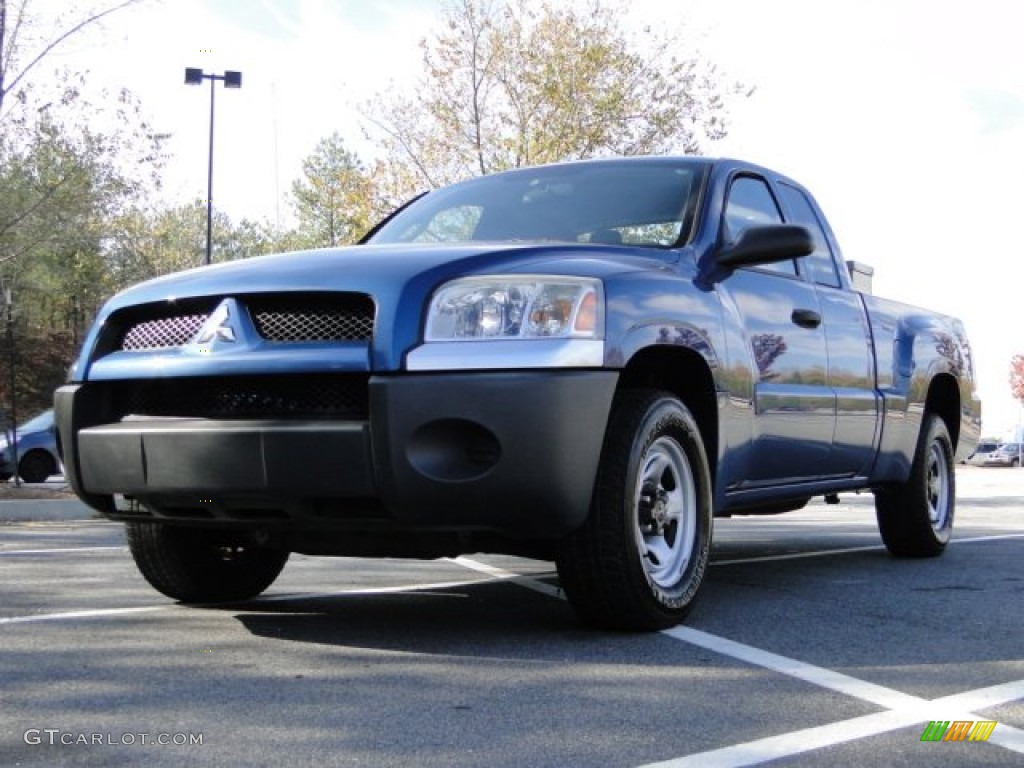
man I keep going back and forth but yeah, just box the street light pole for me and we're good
[2,283,16,487]
[207,74,216,268]
[185,68,242,266]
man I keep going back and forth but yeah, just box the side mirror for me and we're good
[716,224,814,269]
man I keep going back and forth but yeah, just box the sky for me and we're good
[24,0,1024,437]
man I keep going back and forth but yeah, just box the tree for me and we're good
[0,1,168,419]
[1011,354,1024,404]
[1,0,145,118]
[105,202,299,290]
[1,0,165,333]
[363,0,749,200]
[291,132,376,247]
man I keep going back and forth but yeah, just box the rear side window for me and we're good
[777,183,840,287]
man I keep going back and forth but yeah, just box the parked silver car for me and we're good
[964,440,1000,466]
[983,443,1022,468]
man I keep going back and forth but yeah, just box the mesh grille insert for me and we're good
[113,293,375,350]
[250,295,374,342]
[120,315,208,350]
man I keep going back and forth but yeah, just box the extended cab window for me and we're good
[724,176,796,275]
[777,183,840,287]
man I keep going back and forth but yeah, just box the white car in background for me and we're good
[964,440,1000,466]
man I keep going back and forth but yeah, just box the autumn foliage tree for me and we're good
[363,0,749,203]
[291,133,377,247]
[0,0,159,417]
[1011,354,1024,404]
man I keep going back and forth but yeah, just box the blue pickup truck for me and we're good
[55,157,980,630]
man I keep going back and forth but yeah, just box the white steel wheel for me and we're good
[635,436,698,593]
[557,389,713,631]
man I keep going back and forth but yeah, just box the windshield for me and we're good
[367,160,709,249]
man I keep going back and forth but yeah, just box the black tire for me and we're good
[875,414,954,557]
[557,389,713,631]
[19,450,57,484]
[126,522,289,602]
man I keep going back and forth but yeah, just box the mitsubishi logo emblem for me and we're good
[194,300,237,345]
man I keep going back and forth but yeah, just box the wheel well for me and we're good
[616,346,718,483]
[925,373,960,449]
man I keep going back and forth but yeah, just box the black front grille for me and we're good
[113,374,369,420]
[112,293,375,351]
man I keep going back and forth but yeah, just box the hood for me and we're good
[83,241,676,373]
[103,241,672,311]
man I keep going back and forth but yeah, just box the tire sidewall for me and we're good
[617,396,712,615]
[923,417,955,545]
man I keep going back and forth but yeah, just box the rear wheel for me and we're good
[18,450,57,484]
[557,389,713,631]
[875,414,954,557]
[126,522,289,602]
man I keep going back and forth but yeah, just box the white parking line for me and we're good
[0,605,170,625]
[712,532,1024,566]
[639,682,1024,767]
[256,575,516,601]
[0,546,125,556]
[712,544,884,566]
[452,555,1024,766]
[662,626,920,710]
[450,556,563,598]
[0,574,514,625]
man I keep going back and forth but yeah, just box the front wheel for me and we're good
[18,450,57,484]
[126,522,289,602]
[557,390,713,631]
[874,414,954,557]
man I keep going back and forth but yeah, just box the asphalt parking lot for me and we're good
[1,467,1021,767]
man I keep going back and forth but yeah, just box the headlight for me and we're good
[425,277,603,341]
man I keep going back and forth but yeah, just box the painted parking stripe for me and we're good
[639,682,1024,767]
[662,626,920,710]
[712,544,884,566]
[0,546,125,556]
[453,557,1024,764]
[712,532,1024,566]
[256,575,517,601]
[0,605,170,625]
[451,556,563,598]
[640,709,927,768]
[0,574,515,625]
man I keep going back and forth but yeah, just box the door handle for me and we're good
[791,308,822,329]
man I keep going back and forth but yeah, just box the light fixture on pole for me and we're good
[185,67,242,265]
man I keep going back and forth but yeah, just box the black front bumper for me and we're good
[55,371,617,539]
